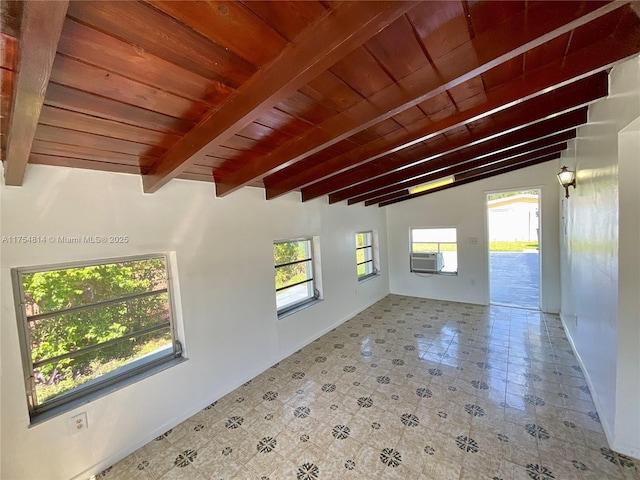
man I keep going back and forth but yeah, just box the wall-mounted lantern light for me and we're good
[557,166,576,198]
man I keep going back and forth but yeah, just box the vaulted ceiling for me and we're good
[1,1,639,206]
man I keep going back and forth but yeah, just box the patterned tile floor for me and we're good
[95,295,640,480]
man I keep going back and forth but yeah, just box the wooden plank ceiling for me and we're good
[1,1,639,206]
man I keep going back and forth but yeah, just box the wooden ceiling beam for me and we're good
[455,151,566,181]
[3,0,68,186]
[307,101,591,203]
[363,143,568,206]
[349,130,576,205]
[303,72,606,201]
[265,20,640,199]
[215,0,625,197]
[378,152,562,207]
[141,1,418,194]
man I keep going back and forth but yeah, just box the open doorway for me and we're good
[487,189,540,309]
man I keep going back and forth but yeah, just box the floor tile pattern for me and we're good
[95,295,639,480]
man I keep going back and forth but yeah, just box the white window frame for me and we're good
[355,230,379,281]
[410,227,458,274]
[11,253,183,422]
[274,238,321,317]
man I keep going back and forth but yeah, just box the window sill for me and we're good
[29,355,186,426]
[358,272,381,284]
[412,271,458,276]
[277,298,323,320]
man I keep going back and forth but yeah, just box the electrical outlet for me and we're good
[469,237,479,245]
[70,412,88,434]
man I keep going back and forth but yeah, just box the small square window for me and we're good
[12,254,182,420]
[274,239,319,316]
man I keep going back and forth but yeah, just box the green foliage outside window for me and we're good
[274,241,310,289]
[20,258,171,404]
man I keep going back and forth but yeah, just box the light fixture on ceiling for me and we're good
[408,175,455,195]
[557,165,576,198]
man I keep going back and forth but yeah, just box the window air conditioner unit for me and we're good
[410,252,444,273]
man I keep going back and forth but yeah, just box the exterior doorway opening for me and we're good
[487,189,541,309]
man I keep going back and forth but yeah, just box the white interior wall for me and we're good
[617,116,640,457]
[0,165,389,480]
[559,55,640,458]
[385,161,561,313]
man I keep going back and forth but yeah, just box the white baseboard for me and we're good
[74,292,390,480]
[558,313,640,459]
[610,439,640,460]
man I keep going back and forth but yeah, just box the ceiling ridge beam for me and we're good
[351,131,575,205]
[215,0,627,197]
[4,0,69,186]
[302,72,607,201]
[265,20,640,199]
[141,1,419,194]
[378,153,562,207]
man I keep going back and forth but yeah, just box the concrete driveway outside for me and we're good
[490,251,539,309]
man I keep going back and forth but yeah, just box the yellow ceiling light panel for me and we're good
[408,175,455,195]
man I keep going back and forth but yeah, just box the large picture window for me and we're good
[274,239,319,316]
[411,228,458,274]
[356,231,377,281]
[12,254,181,419]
